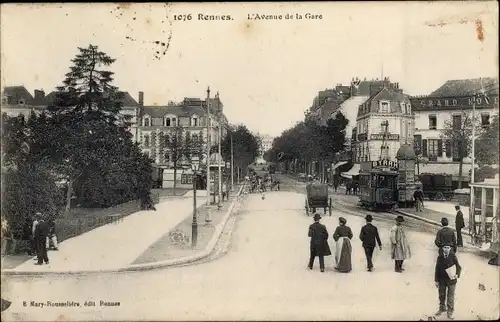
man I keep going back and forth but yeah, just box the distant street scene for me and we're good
[1,2,499,321]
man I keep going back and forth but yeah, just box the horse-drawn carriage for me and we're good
[305,183,332,216]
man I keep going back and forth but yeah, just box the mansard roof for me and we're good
[357,87,410,118]
[142,105,206,118]
[429,77,499,97]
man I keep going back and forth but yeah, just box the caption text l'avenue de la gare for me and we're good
[172,12,323,22]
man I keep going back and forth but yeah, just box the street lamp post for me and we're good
[206,87,211,206]
[191,156,200,247]
[217,92,222,208]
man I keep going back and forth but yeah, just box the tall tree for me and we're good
[43,44,152,211]
[219,124,260,180]
[476,115,499,167]
[164,125,192,195]
[440,110,475,189]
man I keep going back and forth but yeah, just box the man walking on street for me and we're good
[435,217,457,255]
[359,214,382,272]
[455,206,465,247]
[34,214,49,265]
[413,186,424,212]
[390,216,411,273]
[434,245,462,319]
[308,213,331,272]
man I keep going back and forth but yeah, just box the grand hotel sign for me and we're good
[411,94,499,110]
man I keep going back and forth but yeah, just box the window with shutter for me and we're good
[422,139,428,157]
[437,139,443,157]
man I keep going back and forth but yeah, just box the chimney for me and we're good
[34,89,45,101]
[138,91,144,106]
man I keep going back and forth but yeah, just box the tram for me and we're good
[358,160,399,211]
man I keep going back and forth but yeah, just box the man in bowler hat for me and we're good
[435,217,457,255]
[359,214,382,272]
[308,213,331,272]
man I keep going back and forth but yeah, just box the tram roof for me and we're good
[360,168,398,175]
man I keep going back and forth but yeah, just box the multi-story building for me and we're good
[136,92,229,187]
[255,134,274,164]
[410,77,499,184]
[1,86,141,140]
[352,85,414,163]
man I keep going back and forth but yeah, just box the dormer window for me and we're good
[406,103,411,114]
[379,101,389,113]
[143,117,150,127]
[192,116,199,127]
[400,102,406,114]
[18,98,26,105]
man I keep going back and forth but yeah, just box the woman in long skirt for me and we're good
[333,217,353,273]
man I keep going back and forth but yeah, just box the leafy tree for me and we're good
[1,113,63,239]
[440,110,476,189]
[476,115,499,167]
[164,125,193,195]
[219,124,260,180]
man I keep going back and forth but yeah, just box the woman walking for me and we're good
[333,217,353,273]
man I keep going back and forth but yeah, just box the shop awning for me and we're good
[341,164,360,179]
[332,161,348,170]
[418,163,476,181]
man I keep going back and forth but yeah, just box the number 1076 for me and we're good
[173,14,192,21]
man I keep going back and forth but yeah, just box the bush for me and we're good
[1,165,63,239]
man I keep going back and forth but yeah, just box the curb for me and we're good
[2,185,245,277]
[395,209,472,237]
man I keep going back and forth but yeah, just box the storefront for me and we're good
[469,174,499,253]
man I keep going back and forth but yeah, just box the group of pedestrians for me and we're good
[308,208,465,320]
[307,213,410,273]
[31,212,58,265]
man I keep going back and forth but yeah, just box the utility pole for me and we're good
[206,86,211,206]
[471,89,477,185]
[217,92,223,207]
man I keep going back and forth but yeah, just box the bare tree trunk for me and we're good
[65,177,73,214]
[173,163,177,195]
[458,157,463,189]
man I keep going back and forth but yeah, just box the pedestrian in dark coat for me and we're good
[359,214,382,272]
[308,213,331,272]
[455,206,465,247]
[34,215,49,265]
[434,245,462,319]
[435,217,457,254]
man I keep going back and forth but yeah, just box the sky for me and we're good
[1,2,498,137]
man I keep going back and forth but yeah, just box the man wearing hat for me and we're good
[455,205,465,248]
[390,215,411,273]
[434,245,462,319]
[34,213,50,265]
[359,214,383,272]
[435,217,457,255]
[308,213,331,272]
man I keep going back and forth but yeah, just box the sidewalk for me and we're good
[8,196,205,273]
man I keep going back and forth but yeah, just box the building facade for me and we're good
[410,77,499,182]
[136,94,227,165]
[353,86,414,163]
